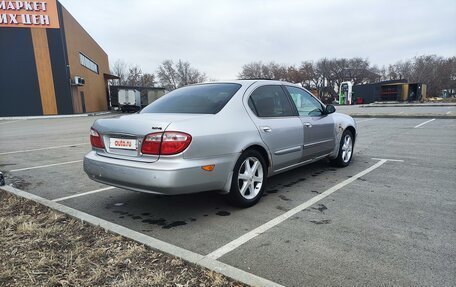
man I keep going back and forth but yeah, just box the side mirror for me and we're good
[325,104,336,114]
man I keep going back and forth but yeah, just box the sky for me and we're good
[59,0,456,80]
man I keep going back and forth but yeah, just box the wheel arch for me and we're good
[345,125,357,143]
[242,144,271,171]
[221,143,272,195]
[330,122,357,159]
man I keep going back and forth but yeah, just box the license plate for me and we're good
[109,138,137,150]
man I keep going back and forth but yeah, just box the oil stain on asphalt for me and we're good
[282,177,306,188]
[112,209,190,229]
[310,219,331,225]
[312,204,327,212]
[142,217,188,229]
[276,205,290,211]
[111,208,232,229]
[216,211,231,216]
[278,195,292,201]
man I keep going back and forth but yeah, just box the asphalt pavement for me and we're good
[1,112,455,286]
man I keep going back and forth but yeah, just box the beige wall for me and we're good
[31,28,58,115]
[62,6,109,113]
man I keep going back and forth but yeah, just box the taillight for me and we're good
[141,132,162,155]
[90,128,104,148]
[160,132,192,155]
[141,132,191,155]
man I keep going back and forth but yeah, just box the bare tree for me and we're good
[140,73,156,87]
[238,62,266,79]
[284,65,304,85]
[110,59,128,85]
[238,61,289,80]
[111,60,157,87]
[264,62,288,80]
[125,65,143,86]
[298,61,321,90]
[176,60,206,87]
[157,60,178,90]
[157,60,206,90]
[343,58,380,85]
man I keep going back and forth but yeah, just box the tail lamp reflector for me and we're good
[90,128,104,148]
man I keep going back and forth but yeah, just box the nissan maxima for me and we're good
[84,80,356,207]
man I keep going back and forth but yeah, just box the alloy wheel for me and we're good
[237,157,264,199]
[341,134,353,163]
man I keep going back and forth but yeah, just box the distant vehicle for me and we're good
[118,89,141,113]
[84,80,357,207]
[109,86,167,113]
[339,81,353,105]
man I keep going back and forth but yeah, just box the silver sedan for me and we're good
[84,80,357,207]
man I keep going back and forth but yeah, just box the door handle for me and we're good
[304,122,312,128]
[260,126,272,132]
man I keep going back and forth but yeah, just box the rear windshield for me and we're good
[141,83,242,114]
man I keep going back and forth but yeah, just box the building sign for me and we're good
[0,0,59,28]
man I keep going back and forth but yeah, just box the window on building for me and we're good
[79,53,99,74]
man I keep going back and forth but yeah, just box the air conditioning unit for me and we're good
[74,76,85,86]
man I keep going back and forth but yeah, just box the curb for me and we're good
[0,111,115,121]
[360,104,456,108]
[0,185,284,287]
[347,114,456,119]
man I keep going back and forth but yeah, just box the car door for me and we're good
[285,86,335,161]
[246,85,304,171]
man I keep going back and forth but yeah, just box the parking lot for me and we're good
[1,115,455,286]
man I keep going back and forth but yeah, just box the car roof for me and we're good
[201,79,301,86]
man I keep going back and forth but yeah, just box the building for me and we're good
[0,0,114,117]
[353,80,427,104]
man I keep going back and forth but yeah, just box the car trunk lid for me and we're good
[92,113,206,162]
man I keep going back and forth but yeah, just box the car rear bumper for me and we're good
[83,151,238,195]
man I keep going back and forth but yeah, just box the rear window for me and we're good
[141,83,241,114]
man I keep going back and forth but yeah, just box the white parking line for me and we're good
[52,186,116,202]
[10,160,82,172]
[414,118,435,128]
[1,185,284,287]
[356,118,376,123]
[371,157,404,162]
[206,159,388,260]
[0,143,89,155]
[0,120,20,125]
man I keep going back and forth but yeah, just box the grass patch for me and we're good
[0,190,247,287]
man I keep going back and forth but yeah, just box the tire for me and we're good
[330,130,354,167]
[227,150,267,208]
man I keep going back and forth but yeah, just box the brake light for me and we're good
[90,128,105,148]
[141,132,162,155]
[161,132,192,155]
[141,132,192,155]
